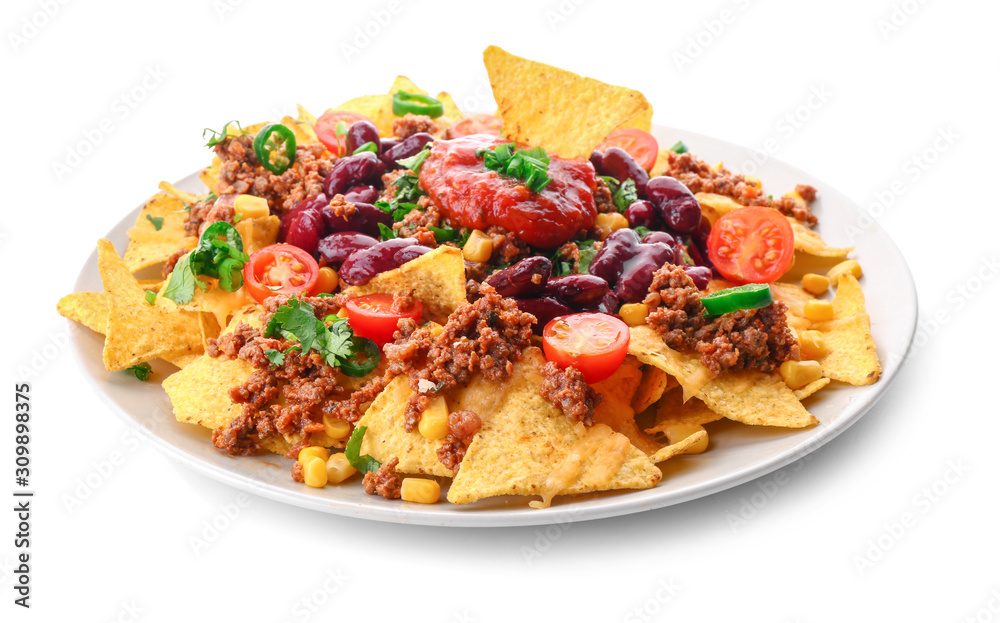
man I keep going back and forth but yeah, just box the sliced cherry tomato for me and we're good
[344,293,424,346]
[542,313,630,384]
[597,128,659,171]
[243,243,320,303]
[450,114,503,138]
[706,207,795,284]
[315,110,374,157]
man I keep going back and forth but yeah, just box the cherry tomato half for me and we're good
[344,293,424,347]
[542,313,630,384]
[449,114,503,138]
[597,128,659,171]
[706,207,795,284]
[243,243,320,303]
[315,110,374,157]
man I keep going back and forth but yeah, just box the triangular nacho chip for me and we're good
[57,291,108,334]
[813,274,880,385]
[123,193,197,273]
[789,220,853,258]
[163,354,254,430]
[698,370,818,428]
[648,430,708,464]
[483,45,652,158]
[627,325,714,401]
[97,239,203,371]
[591,360,662,456]
[794,377,831,400]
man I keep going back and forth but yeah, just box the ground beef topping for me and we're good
[594,176,615,214]
[392,113,442,140]
[645,265,799,375]
[539,361,602,426]
[658,151,818,226]
[437,410,482,472]
[214,135,334,213]
[383,283,535,432]
[485,225,530,266]
[362,457,402,499]
[326,194,357,219]
[392,197,442,246]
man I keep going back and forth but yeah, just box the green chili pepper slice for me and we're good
[253,123,297,175]
[392,91,444,119]
[339,336,381,377]
[701,283,773,316]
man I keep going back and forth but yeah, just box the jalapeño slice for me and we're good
[701,283,773,316]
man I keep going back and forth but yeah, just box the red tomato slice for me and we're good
[597,128,659,171]
[243,244,320,303]
[706,207,795,284]
[315,110,374,157]
[450,114,503,138]
[542,313,630,384]
[345,294,424,346]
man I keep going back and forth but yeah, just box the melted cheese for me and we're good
[529,423,622,509]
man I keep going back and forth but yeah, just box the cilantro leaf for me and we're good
[396,145,431,173]
[266,298,321,353]
[263,348,285,367]
[146,214,164,231]
[428,224,460,242]
[353,141,378,155]
[160,254,204,305]
[203,121,245,147]
[126,362,152,381]
[378,222,396,240]
[479,143,551,193]
[578,240,598,274]
[161,222,249,305]
[344,426,381,473]
[611,178,637,212]
[393,172,426,202]
[265,298,378,375]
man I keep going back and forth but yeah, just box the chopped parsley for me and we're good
[602,176,638,212]
[146,214,164,231]
[345,425,381,473]
[669,140,688,154]
[391,172,426,203]
[161,221,249,305]
[477,143,552,194]
[126,362,152,381]
[577,240,598,274]
[263,298,379,376]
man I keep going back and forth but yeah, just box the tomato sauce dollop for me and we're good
[418,135,598,248]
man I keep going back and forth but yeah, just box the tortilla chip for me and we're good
[448,350,661,506]
[435,91,463,126]
[390,75,427,97]
[123,193,197,273]
[161,352,201,369]
[647,389,724,434]
[813,274,881,385]
[163,355,253,430]
[591,360,662,456]
[794,377,831,400]
[627,325,714,401]
[695,192,742,225]
[648,430,708,464]
[632,365,674,414]
[97,239,203,371]
[698,370,818,428]
[483,45,652,158]
[335,94,394,137]
[345,245,467,323]
[770,282,816,331]
[296,104,318,125]
[158,181,204,206]
[789,220,853,258]
[201,158,221,191]
[57,292,108,334]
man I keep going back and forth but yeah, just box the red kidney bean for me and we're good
[344,185,379,204]
[645,175,701,233]
[393,245,431,265]
[601,147,649,194]
[317,232,378,266]
[485,257,552,297]
[279,194,327,241]
[283,207,325,255]
[625,200,661,229]
[590,228,676,303]
[382,132,434,170]
[580,291,619,315]
[323,152,386,197]
[542,274,609,308]
[589,150,605,173]
[339,238,430,285]
[513,296,572,331]
[321,201,392,238]
[346,120,381,156]
[684,266,712,290]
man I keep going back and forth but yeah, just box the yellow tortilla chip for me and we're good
[201,157,221,191]
[390,75,427,97]
[448,350,661,506]
[435,91,463,126]
[790,220,853,258]
[647,388,724,434]
[698,370,818,428]
[794,377,831,401]
[770,282,816,331]
[334,94,394,137]
[345,245,467,323]
[813,274,881,385]
[57,292,108,334]
[98,239,203,371]
[632,365,675,414]
[123,193,197,273]
[627,325,714,401]
[695,192,743,225]
[483,45,652,158]
[163,354,254,430]
[648,430,708,464]
[158,181,204,206]
[161,352,201,369]
[592,360,661,455]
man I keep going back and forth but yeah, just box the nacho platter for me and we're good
[61,48,916,526]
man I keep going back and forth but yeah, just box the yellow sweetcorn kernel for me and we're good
[234,194,270,220]
[828,260,862,283]
[779,360,823,390]
[298,446,330,465]
[801,273,830,295]
[595,212,629,239]
[418,395,449,440]
[804,299,834,322]
[427,322,444,337]
[322,416,352,440]
[798,330,828,360]
[401,478,441,504]
[619,303,650,326]
[463,229,493,263]
[325,454,357,485]
[302,456,329,488]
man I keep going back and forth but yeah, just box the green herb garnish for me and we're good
[353,141,378,155]
[144,290,156,305]
[396,145,431,173]
[669,140,688,154]
[146,215,164,231]
[203,121,246,147]
[478,143,552,194]
[602,176,637,212]
[264,298,379,376]
[161,222,249,305]
[345,426,382,473]
[126,362,152,381]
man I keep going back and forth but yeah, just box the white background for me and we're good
[3,0,999,621]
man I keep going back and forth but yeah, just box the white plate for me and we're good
[69,124,917,527]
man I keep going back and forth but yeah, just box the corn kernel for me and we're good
[325,453,357,485]
[828,260,862,283]
[801,273,830,295]
[234,194,270,220]
[619,303,650,326]
[314,266,339,294]
[322,416,351,440]
[798,330,828,360]
[418,395,449,440]
[661,422,709,454]
[463,229,493,263]
[298,446,330,465]
[302,456,328,488]
[804,299,834,322]
[337,307,349,318]
[779,360,823,390]
[401,478,441,504]
[745,175,762,188]
[427,322,444,337]
[595,212,629,239]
